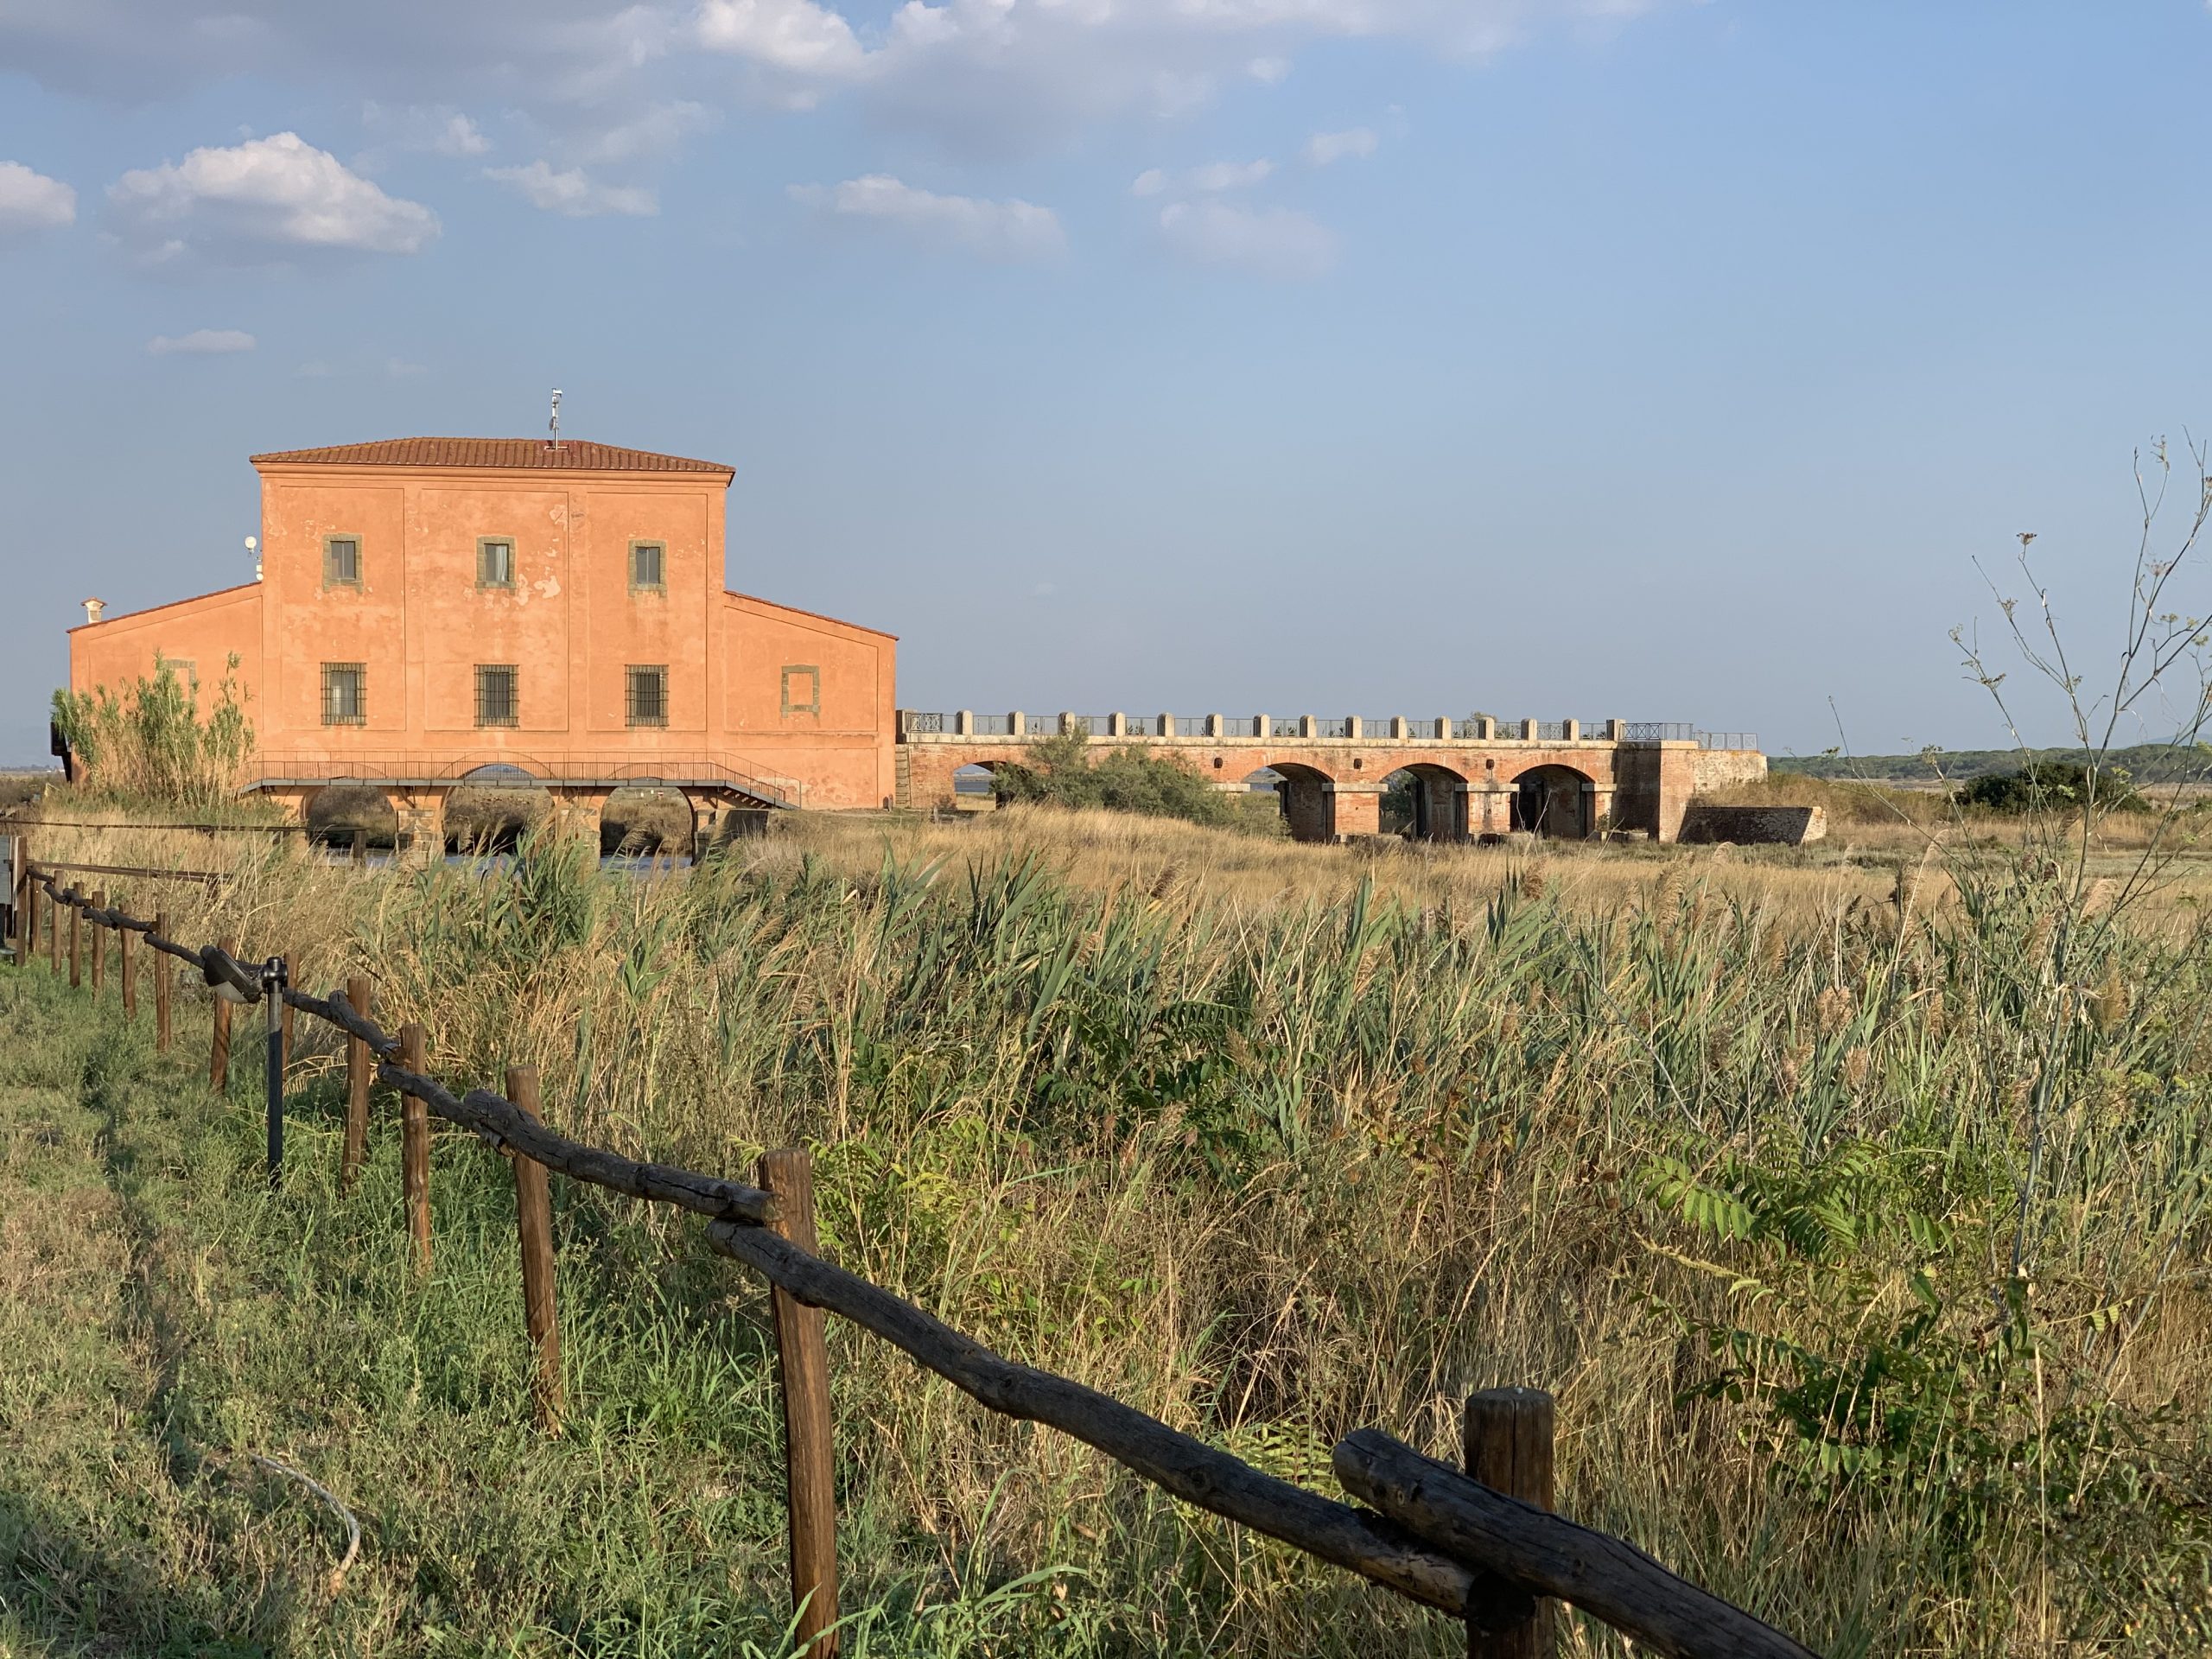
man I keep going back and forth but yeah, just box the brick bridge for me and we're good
[895,714,1764,843]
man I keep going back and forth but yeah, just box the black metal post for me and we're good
[263,956,288,1190]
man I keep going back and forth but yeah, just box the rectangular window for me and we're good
[321,663,365,726]
[160,657,199,696]
[475,664,518,728]
[477,538,516,588]
[779,664,821,716]
[324,536,361,587]
[626,664,668,728]
[629,541,664,591]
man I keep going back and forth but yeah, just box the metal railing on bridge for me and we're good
[897,714,1759,752]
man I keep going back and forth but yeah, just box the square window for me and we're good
[476,664,518,728]
[160,657,198,696]
[630,542,665,591]
[478,538,516,588]
[325,537,361,587]
[321,663,365,726]
[626,664,668,728]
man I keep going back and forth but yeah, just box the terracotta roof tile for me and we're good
[248,437,732,474]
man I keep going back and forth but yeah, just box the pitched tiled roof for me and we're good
[248,438,732,474]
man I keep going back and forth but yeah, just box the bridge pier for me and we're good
[1327,783,1383,839]
[385,786,450,867]
[549,788,611,849]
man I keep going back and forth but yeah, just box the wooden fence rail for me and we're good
[14,863,1822,1659]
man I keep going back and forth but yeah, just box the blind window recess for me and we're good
[630,542,665,590]
[321,664,366,726]
[478,538,516,588]
[626,665,669,728]
[476,664,519,728]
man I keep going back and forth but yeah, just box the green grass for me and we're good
[9,823,2212,1655]
[0,969,1109,1657]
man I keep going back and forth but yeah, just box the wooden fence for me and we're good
[7,847,1820,1659]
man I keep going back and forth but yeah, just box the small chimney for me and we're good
[82,597,105,625]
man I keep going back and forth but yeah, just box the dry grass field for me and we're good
[5,797,2212,1656]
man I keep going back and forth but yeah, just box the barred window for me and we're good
[477,538,515,588]
[325,537,362,586]
[626,664,668,728]
[321,663,365,726]
[630,541,664,591]
[475,664,518,728]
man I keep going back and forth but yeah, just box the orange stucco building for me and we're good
[67,437,897,850]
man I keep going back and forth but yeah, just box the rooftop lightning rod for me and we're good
[548,388,563,449]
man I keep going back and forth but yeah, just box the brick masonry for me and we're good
[899,727,1751,844]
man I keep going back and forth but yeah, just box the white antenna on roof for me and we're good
[548,388,563,449]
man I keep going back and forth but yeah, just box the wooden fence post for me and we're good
[506,1065,564,1433]
[399,1023,431,1273]
[210,935,235,1094]
[120,915,136,1017]
[154,910,172,1052]
[760,1147,840,1656]
[340,976,372,1192]
[48,883,60,974]
[67,898,80,988]
[1465,1388,1556,1659]
[89,890,105,995]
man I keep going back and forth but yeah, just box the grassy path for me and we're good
[0,966,803,1659]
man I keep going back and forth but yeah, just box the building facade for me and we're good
[68,437,897,849]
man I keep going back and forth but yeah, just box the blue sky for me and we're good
[5,2,2212,765]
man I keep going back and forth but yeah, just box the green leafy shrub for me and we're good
[1955,760,2145,814]
[991,731,1242,829]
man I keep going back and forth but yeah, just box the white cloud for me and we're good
[696,0,865,75]
[579,101,715,164]
[1158,198,1336,280]
[108,133,439,264]
[146,327,255,354]
[1187,158,1274,192]
[362,102,490,156]
[1133,158,1274,197]
[1305,126,1378,166]
[5,1,1665,162]
[485,160,658,217]
[0,161,77,239]
[788,175,1065,263]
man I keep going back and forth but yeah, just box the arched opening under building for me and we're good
[1513,765,1596,839]
[1246,763,1336,842]
[1381,764,1468,842]
[602,786,696,859]
[446,765,549,855]
[305,786,397,856]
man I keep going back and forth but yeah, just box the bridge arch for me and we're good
[1381,761,1470,842]
[954,760,1007,805]
[447,764,551,855]
[1246,761,1338,842]
[1509,762,1597,839]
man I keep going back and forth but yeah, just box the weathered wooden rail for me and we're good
[7,845,1821,1659]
